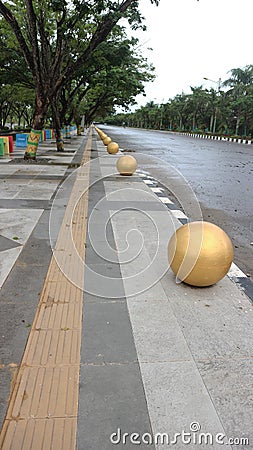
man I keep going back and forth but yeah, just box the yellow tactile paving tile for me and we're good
[23,330,81,366]
[0,130,92,450]
[35,302,82,330]
[41,279,83,305]
[1,418,77,450]
[6,366,79,420]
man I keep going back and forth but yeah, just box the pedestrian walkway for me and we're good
[0,128,252,449]
[0,132,89,448]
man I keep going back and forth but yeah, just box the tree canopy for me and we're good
[0,0,160,157]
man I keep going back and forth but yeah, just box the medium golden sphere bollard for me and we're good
[116,155,137,176]
[107,142,119,154]
[103,136,112,145]
[168,221,234,287]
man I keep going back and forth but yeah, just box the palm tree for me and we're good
[223,65,253,135]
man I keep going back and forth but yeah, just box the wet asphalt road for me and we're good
[100,125,253,278]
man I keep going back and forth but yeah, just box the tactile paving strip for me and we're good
[0,131,92,450]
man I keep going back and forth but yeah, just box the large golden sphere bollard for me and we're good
[116,155,137,176]
[168,221,234,287]
[107,142,119,154]
[103,136,112,145]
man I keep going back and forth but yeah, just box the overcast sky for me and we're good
[129,0,253,107]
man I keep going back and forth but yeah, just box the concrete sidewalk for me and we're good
[0,128,252,449]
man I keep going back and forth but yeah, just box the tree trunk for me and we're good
[51,97,65,152]
[24,93,49,160]
[55,129,64,151]
[65,124,71,139]
[74,115,82,136]
[192,114,196,131]
[235,116,240,135]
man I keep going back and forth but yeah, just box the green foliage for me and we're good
[0,0,160,135]
[57,26,155,125]
[108,64,253,137]
[0,83,34,128]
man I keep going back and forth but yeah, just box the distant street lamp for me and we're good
[203,77,222,92]
[203,77,222,134]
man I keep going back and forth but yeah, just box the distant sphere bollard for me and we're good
[116,155,137,175]
[107,142,119,154]
[168,221,234,287]
[103,136,112,145]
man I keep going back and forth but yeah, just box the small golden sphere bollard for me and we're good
[103,136,112,145]
[168,221,234,287]
[116,155,137,176]
[107,142,119,154]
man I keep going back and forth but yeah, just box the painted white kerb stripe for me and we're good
[144,179,156,185]
[159,197,174,204]
[150,187,164,193]
[228,262,247,279]
[171,209,188,219]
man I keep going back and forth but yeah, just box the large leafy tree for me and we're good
[57,31,155,126]
[79,42,155,123]
[0,0,160,159]
[0,18,34,128]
